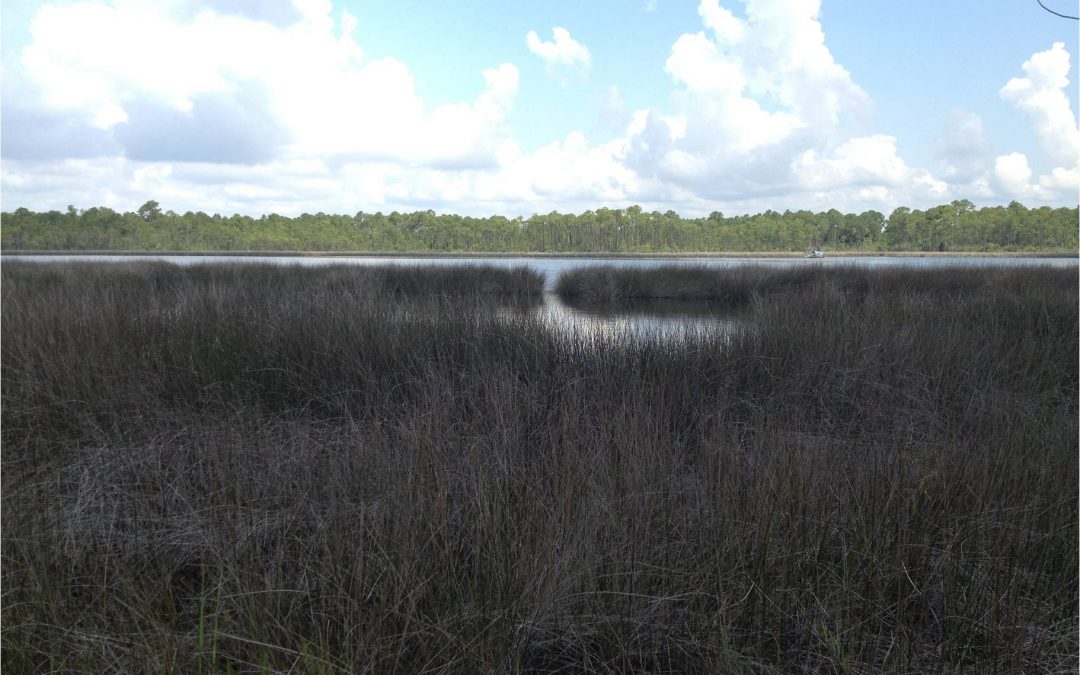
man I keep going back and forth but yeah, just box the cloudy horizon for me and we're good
[2,0,1078,218]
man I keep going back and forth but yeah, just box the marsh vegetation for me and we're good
[2,261,1076,673]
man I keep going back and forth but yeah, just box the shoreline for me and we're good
[2,249,1077,259]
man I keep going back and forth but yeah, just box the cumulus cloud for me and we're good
[407,63,520,170]
[795,136,914,189]
[1039,164,1080,191]
[525,27,591,76]
[13,1,518,168]
[624,0,875,197]
[792,135,948,207]
[8,0,1074,219]
[663,31,804,153]
[993,152,1040,198]
[993,151,1079,200]
[994,42,1080,200]
[698,0,744,43]
[999,42,1080,168]
[509,133,635,201]
[0,0,940,218]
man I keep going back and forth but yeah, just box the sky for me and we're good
[1,0,1078,218]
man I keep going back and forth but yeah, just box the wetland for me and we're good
[2,260,1076,673]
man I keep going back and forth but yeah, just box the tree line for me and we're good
[2,199,1076,253]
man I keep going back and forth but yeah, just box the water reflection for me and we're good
[503,292,752,343]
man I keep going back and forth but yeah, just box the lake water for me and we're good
[6,253,1075,343]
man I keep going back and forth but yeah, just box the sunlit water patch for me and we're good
[499,292,754,344]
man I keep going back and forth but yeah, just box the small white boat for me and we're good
[804,249,824,258]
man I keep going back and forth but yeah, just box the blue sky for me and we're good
[2,0,1077,217]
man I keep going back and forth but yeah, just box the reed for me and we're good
[551,262,1068,308]
[553,264,821,306]
[2,261,1076,673]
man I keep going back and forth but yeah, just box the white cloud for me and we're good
[663,30,803,153]
[8,0,1075,220]
[515,133,633,200]
[625,0,876,197]
[1039,164,1080,192]
[417,63,520,169]
[994,43,1080,202]
[999,42,1080,168]
[794,136,912,189]
[792,135,948,207]
[525,27,591,76]
[738,0,871,130]
[698,0,743,45]
[993,151,1080,200]
[16,1,517,169]
[994,152,1040,198]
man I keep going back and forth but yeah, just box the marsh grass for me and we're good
[2,261,1076,673]
[551,263,1058,310]
[553,265,814,307]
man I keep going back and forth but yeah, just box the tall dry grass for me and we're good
[2,261,1076,673]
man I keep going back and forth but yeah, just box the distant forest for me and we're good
[2,200,1076,253]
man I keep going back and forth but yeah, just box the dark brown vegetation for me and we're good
[2,261,1076,673]
[555,265,824,307]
